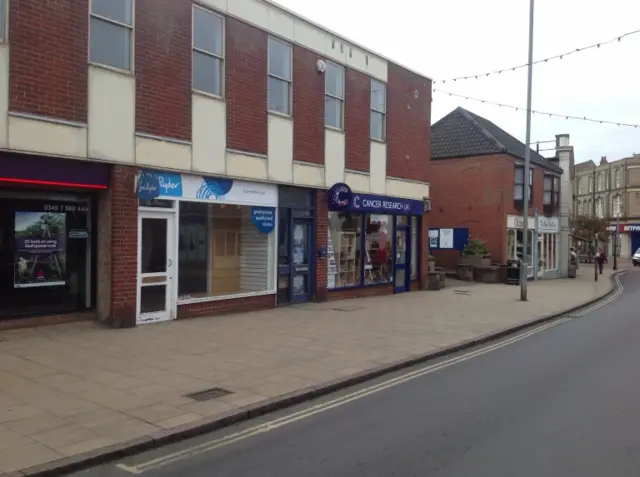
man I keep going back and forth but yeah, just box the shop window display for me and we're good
[178,202,274,300]
[327,212,361,288]
[364,214,393,284]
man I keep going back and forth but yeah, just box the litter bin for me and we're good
[506,259,521,285]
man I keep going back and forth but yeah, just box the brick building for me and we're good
[428,107,566,279]
[0,0,432,328]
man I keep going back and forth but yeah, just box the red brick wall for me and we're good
[345,69,370,172]
[293,46,325,165]
[328,284,393,300]
[178,295,275,318]
[110,166,139,328]
[386,63,431,182]
[9,0,88,122]
[314,189,329,301]
[135,0,191,140]
[428,154,514,269]
[226,18,267,154]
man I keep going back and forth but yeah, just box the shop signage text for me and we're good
[250,207,275,233]
[327,183,424,216]
[608,223,640,233]
[136,172,160,201]
[506,215,559,233]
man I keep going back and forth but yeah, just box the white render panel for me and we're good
[9,115,87,158]
[226,151,268,180]
[345,171,370,192]
[88,67,135,163]
[0,46,8,148]
[135,135,191,171]
[198,0,228,12]
[293,20,326,54]
[267,6,295,40]
[325,36,347,64]
[192,94,226,175]
[370,141,387,194]
[228,0,269,30]
[324,128,345,186]
[293,162,324,187]
[267,114,293,183]
[386,178,429,200]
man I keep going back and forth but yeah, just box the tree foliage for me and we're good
[572,215,610,242]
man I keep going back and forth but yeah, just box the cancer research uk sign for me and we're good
[327,183,424,216]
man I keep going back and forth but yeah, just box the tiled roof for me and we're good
[431,107,563,173]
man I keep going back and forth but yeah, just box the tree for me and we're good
[572,215,610,243]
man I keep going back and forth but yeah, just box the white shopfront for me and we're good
[506,215,560,279]
[135,171,277,325]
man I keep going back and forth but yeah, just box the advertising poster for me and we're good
[14,211,67,288]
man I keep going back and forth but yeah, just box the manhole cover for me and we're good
[332,306,365,312]
[453,289,470,295]
[185,387,232,401]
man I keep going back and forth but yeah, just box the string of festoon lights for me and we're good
[433,28,640,84]
[433,89,640,128]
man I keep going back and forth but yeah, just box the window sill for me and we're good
[268,110,292,120]
[325,125,344,133]
[192,89,225,102]
[370,136,387,145]
[177,289,276,305]
[89,62,133,77]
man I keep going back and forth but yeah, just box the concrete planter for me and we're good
[425,270,446,290]
[428,259,436,272]
[456,264,474,281]
[473,266,504,283]
[459,255,492,268]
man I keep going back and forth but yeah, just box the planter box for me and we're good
[425,270,446,290]
[459,255,491,268]
[428,259,436,272]
[473,266,503,283]
[456,264,474,281]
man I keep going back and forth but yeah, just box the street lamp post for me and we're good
[613,212,620,270]
[520,0,535,302]
[594,234,598,282]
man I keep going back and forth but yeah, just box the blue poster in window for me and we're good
[251,207,275,233]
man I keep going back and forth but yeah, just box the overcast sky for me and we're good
[274,0,639,164]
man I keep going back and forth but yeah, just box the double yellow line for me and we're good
[118,273,624,474]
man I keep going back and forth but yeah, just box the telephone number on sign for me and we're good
[43,204,88,213]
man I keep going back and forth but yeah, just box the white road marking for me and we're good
[116,273,624,474]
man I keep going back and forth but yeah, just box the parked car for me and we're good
[633,248,640,266]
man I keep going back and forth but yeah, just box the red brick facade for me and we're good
[225,18,268,154]
[9,0,88,122]
[293,46,325,165]
[135,0,192,140]
[345,69,371,172]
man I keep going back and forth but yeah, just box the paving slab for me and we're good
[0,266,628,475]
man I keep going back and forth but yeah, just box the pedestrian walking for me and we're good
[596,247,608,275]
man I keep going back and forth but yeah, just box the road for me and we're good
[75,270,640,477]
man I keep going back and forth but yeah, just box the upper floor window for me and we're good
[596,173,602,191]
[193,6,224,97]
[514,166,533,201]
[596,197,604,218]
[543,175,560,205]
[325,62,344,129]
[612,195,623,218]
[90,0,133,71]
[578,177,585,195]
[0,0,6,42]
[370,79,386,141]
[615,169,621,188]
[587,175,593,193]
[267,38,292,115]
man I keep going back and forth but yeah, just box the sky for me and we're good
[273,0,640,164]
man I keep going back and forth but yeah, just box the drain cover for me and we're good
[185,387,232,401]
[453,289,470,295]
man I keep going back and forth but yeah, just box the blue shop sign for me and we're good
[250,206,275,233]
[327,183,424,216]
[137,171,183,199]
[136,172,160,201]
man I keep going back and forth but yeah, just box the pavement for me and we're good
[76,267,640,477]
[0,265,627,475]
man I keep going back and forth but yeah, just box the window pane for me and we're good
[193,7,224,56]
[514,167,524,183]
[543,191,551,205]
[327,212,361,288]
[178,202,273,300]
[371,79,386,113]
[268,76,290,114]
[370,111,385,140]
[325,97,342,129]
[92,0,132,25]
[0,0,5,40]
[90,18,131,70]
[268,38,291,80]
[193,52,222,96]
[543,176,552,190]
[514,184,524,200]
[325,63,344,98]
[363,214,393,285]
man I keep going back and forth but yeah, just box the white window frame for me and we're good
[613,195,622,218]
[615,169,621,188]
[192,5,225,98]
[370,79,386,141]
[89,0,135,72]
[267,36,292,116]
[325,61,344,130]
[0,0,7,43]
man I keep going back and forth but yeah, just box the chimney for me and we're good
[600,156,608,165]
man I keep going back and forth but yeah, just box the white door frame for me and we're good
[137,209,176,325]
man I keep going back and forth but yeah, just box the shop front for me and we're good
[0,153,109,324]
[135,171,277,325]
[607,223,640,258]
[506,214,559,279]
[325,183,424,295]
